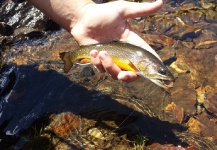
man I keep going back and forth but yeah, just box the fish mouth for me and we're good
[150,78,174,92]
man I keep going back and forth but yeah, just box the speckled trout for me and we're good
[60,42,175,91]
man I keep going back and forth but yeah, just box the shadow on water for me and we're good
[0,64,187,149]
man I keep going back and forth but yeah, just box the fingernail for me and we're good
[99,52,107,60]
[117,72,130,82]
[90,50,98,58]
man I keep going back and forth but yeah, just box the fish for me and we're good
[60,42,175,92]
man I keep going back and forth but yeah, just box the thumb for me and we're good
[116,0,163,19]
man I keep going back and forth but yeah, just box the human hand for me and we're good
[71,0,163,82]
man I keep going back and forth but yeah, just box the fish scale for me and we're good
[60,42,175,92]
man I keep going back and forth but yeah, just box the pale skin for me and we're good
[27,0,163,82]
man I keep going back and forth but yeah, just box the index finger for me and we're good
[117,0,163,18]
[98,51,122,79]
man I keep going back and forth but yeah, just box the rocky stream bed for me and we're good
[0,0,217,149]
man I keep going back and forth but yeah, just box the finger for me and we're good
[98,51,121,79]
[90,50,106,73]
[117,71,138,82]
[117,0,163,19]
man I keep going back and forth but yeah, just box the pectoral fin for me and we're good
[128,61,139,72]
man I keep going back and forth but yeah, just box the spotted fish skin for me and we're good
[60,42,174,91]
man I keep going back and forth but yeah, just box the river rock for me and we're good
[0,22,13,36]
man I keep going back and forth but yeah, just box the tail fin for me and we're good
[59,52,73,73]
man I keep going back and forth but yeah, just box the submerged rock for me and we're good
[0,22,13,36]
[45,112,80,138]
[88,128,105,140]
[205,92,217,116]
[1,0,217,149]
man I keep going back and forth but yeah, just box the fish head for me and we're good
[136,59,175,92]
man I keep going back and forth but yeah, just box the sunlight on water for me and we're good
[0,0,217,149]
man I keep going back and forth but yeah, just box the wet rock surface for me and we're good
[0,0,217,149]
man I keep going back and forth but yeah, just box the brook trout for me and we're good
[60,42,175,91]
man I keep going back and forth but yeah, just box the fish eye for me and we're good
[158,67,167,75]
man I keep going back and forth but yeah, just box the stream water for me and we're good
[0,0,217,149]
